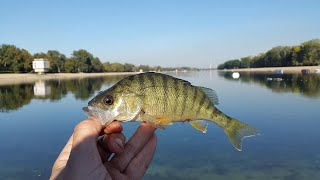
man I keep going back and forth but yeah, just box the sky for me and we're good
[1,0,320,68]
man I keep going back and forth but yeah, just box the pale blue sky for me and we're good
[1,0,319,68]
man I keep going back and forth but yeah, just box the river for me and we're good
[0,71,319,180]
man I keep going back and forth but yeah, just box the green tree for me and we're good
[240,56,252,68]
[217,63,225,70]
[21,49,33,72]
[123,63,136,72]
[251,53,266,68]
[110,63,125,72]
[223,59,241,69]
[64,58,77,73]
[263,46,292,67]
[0,44,33,72]
[72,49,93,72]
[138,65,151,72]
[91,58,104,72]
[300,39,320,66]
[47,50,67,72]
[70,49,104,73]
[103,62,112,72]
[291,45,302,66]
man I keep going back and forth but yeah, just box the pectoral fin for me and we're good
[139,113,166,130]
[189,120,208,133]
[156,118,173,125]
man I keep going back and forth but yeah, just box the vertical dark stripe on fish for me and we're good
[133,74,140,90]
[128,75,134,82]
[192,87,198,111]
[148,73,156,87]
[205,100,211,112]
[180,82,187,117]
[138,74,144,90]
[172,78,179,115]
[162,74,168,114]
[196,92,206,115]
[210,107,219,119]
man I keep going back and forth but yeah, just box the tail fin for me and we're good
[224,118,259,151]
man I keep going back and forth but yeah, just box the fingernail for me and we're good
[115,138,124,149]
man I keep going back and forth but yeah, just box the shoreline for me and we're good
[219,66,320,73]
[1,66,319,85]
[0,72,140,86]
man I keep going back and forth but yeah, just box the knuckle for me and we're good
[125,142,136,154]
[111,133,126,143]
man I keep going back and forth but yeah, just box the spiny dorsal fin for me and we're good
[199,87,219,105]
[161,73,191,85]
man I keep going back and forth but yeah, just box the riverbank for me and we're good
[0,72,140,86]
[220,66,320,73]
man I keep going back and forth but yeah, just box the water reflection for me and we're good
[218,72,320,97]
[0,76,126,112]
[34,81,51,97]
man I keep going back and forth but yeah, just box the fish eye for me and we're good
[103,95,114,105]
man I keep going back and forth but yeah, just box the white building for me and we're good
[32,58,50,74]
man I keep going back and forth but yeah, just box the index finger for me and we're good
[109,123,156,172]
[103,121,123,135]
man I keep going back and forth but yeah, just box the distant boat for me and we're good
[274,69,284,75]
[232,72,240,79]
[267,77,283,81]
[315,69,320,74]
[301,69,310,74]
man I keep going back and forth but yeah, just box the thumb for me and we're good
[69,117,103,167]
[64,118,109,179]
[72,117,102,148]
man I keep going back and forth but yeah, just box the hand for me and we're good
[50,117,157,180]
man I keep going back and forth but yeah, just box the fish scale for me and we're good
[84,72,258,151]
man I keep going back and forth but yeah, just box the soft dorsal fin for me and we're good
[199,87,219,105]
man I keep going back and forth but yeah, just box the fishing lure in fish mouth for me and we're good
[83,72,259,151]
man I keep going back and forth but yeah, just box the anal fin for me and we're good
[189,120,208,133]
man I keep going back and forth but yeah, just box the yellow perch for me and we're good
[83,72,258,151]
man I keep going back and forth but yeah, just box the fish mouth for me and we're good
[82,105,115,126]
[82,106,95,116]
[82,106,90,113]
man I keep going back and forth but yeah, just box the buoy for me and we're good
[232,72,240,79]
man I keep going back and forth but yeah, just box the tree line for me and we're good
[0,44,197,73]
[218,39,320,70]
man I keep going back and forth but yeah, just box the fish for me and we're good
[83,72,258,151]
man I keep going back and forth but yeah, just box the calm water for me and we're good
[0,71,320,180]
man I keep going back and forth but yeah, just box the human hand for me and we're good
[50,117,157,180]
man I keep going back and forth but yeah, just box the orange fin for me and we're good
[189,120,208,133]
[156,118,173,125]
[139,113,165,130]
